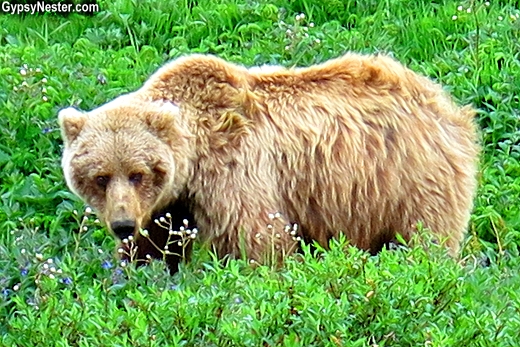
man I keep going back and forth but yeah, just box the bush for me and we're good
[1,0,519,345]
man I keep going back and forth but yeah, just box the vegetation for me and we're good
[0,0,519,345]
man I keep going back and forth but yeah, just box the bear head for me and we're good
[58,94,193,240]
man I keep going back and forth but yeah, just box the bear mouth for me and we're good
[110,219,137,240]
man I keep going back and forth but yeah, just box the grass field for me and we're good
[1,0,520,345]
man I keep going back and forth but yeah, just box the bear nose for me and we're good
[111,220,136,240]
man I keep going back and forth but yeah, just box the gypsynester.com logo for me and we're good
[1,1,99,15]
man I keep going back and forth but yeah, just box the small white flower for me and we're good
[159,216,166,223]
[300,13,305,20]
[192,228,198,234]
[128,235,133,241]
[309,22,315,28]
[42,77,48,83]
[315,39,321,44]
[164,245,169,250]
[466,8,472,13]
[190,234,196,239]
[295,14,301,21]
[82,226,87,232]
[13,284,20,291]
[23,63,28,69]
[268,213,275,220]
[50,267,56,273]
[98,249,104,254]
[85,207,92,214]
[154,219,159,224]
[20,69,27,76]
[120,261,127,267]
[498,15,503,20]
[267,224,273,229]
[146,254,152,259]
[48,273,55,280]
[21,249,26,254]
[165,212,171,218]
[57,269,63,274]
[122,238,129,244]
[452,15,458,20]
[457,5,463,11]
[35,253,43,261]
[43,263,49,270]
[485,1,490,6]
[285,45,290,51]
[117,248,124,254]
[183,219,189,226]
[139,229,149,238]
[177,241,183,246]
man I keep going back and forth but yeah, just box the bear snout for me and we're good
[110,219,137,240]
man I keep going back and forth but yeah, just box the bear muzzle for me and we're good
[110,219,137,240]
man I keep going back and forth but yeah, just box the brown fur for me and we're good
[59,53,480,273]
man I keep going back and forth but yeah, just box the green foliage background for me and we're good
[0,0,519,346]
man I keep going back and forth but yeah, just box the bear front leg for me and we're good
[134,222,194,275]
[120,199,195,275]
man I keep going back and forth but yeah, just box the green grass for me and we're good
[1,0,520,345]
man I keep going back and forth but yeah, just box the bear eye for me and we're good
[129,173,143,185]
[95,175,110,189]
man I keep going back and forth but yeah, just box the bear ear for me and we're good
[143,100,180,140]
[58,107,87,145]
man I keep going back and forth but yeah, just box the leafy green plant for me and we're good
[1,0,519,345]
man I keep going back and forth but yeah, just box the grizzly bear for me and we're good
[59,53,480,273]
